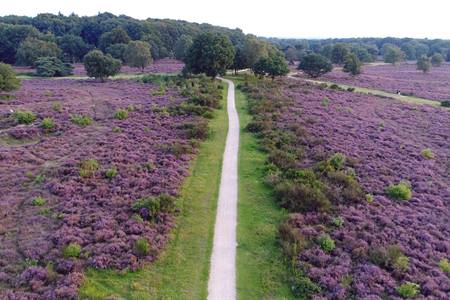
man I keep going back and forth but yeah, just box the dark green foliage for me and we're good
[124,40,152,71]
[0,23,40,64]
[98,27,130,51]
[35,56,73,77]
[317,234,335,252]
[16,37,61,66]
[184,120,210,140]
[342,53,362,76]
[298,54,333,78]
[416,55,432,73]
[328,153,346,170]
[431,53,444,67]
[184,32,235,77]
[57,34,90,63]
[251,50,289,79]
[105,43,128,61]
[83,50,121,81]
[0,63,21,92]
[291,274,321,298]
[331,43,349,65]
[63,243,81,258]
[105,167,118,179]
[383,45,405,64]
[13,110,36,124]
[441,100,450,107]
[175,34,193,61]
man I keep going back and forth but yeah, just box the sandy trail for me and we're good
[207,78,239,300]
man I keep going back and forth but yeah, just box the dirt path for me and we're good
[207,78,239,300]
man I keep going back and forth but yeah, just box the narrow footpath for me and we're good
[207,78,239,300]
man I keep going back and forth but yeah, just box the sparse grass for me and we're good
[79,81,228,300]
[233,77,294,299]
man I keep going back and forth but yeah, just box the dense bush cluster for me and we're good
[0,75,222,298]
[239,76,450,298]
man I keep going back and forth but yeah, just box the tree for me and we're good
[124,41,152,71]
[447,50,450,62]
[351,46,373,63]
[383,45,405,64]
[184,32,235,78]
[331,43,349,65]
[83,50,121,81]
[105,43,128,61]
[35,56,73,77]
[416,55,431,73]
[98,27,130,51]
[431,53,444,67]
[251,50,289,79]
[0,23,39,64]
[58,34,90,63]
[174,35,193,61]
[343,53,362,76]
[0,63,21,92]
[298,53,333,78]
[285,47,298,64]
[15,37,61,66]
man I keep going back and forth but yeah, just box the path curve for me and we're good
[207,78,239,300]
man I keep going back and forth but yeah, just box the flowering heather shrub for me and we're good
[13,110,36,124]
[386,181,412,200]
[396,282,420,298]
[240,77,450,298]
[0,77,216,297]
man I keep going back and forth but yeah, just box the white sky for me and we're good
[1,0,450,39]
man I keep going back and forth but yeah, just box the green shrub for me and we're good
[31,196,46,206]
[394,255,410,272]
[441,100,450,108]
[135,238,150,256]
[317,234,335,252]
[41,117,55,131]
[131,194,177,220]
[268,149,297,171]
[370,245,408,271]
[387,181,412,200]
[421,148,434,159]
[0,62,21,92]
[326,170,364,203]
[291,274,321,298]
[331,216,344,227]
[114,109,129,120]
[71,114,93,126]
[184,120,210,140]
[63,243,81,258]
[79,159,99,178]
[35,56,73,77]
[439,258,450,276]
[52,101,62,112]
[105,167,118,179]
[13,110,36,124]
[396,282,420,298]
[328,153,346,170]
[366,193,374,203]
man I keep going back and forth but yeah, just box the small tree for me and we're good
[343,53,362,76]
[16,37,61,66]
[416,55,431,73]
[125,41,152,71]
[431,53,444,67]
[99,27,131,51]
[0,63,21,92]
[83,50,121,82]
[175,35,193,61]
[58,34,90,63]
[105,43,128,61]
[35,57,73,77]
[184,32,235,78]
[298,54,333,78]
[251,50,289,79]
[383,46,405,65]
[331,43,349,65]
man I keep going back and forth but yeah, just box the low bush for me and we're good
[131,193,176,221]
[63,243,81,258]
[396,282,420,298]
[421,148,434,159]
[13,110,36,124]
[41,117,55,131]
[331,216,344,227]
[52,101,62,112]
[114,109,129,120]
[347,87,355,92]
[184,120,210,140]
[71,114,93,126]
[370,245,408,272]
[291,273,321,298]
[328,153,346,170]
[135,238,150,256]
[35,56,73,77]
[0,62,21,92]
[279,221,308,258]
[79,159,99,178]
[105,167,118,179]
[387,181,412,200]
[268,149,298,171]
[31,196,46,206]
[439,258,450,276]
[317,234,335,252]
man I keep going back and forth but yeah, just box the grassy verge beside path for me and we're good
[78,82,228,300]
[229,76,295,299]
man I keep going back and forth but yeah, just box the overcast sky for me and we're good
[2,0,449,39]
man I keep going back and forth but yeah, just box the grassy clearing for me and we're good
[230,76,294,299]
[78,82,228,300]
[301,78,442,107]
